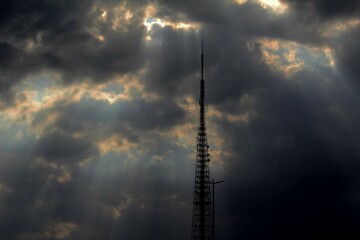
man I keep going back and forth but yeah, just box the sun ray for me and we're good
[257,0,288,13]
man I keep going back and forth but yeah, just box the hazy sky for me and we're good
[1,0,360,239]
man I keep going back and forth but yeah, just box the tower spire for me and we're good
[201,41,204,80]
[191,42,213,240]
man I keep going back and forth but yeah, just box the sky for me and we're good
[0,0,360,239]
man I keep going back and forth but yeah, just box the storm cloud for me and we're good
[1,0,360,239]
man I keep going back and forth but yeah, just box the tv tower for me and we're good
[191,42,213,240]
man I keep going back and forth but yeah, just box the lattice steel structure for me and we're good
[191,42,213,240]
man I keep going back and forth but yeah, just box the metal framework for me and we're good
[191,42,213,240]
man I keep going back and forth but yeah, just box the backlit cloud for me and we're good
[1,0,360,239]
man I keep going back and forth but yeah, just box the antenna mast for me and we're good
[201,41,204,80]
[191,42,213,240]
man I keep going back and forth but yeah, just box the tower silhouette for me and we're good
[191,42,213,240]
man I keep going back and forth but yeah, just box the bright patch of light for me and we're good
[144,18,166,31]
[322,18,360,37]
[25,222,78,239]
[208,104,257,124]
[174,95,233,169]
[108,3,134,30]
[24,39,35,51]
[87,27,106,42]
[124,10,134,21]
[100,10,107,21]
[143,17,199,41]
[144,4,157,18]
[97,135,135,155]
[143,3,199,41]
[23,33,43,52]
[324,48,335,67]
[254,38,336,77]
[235,0,248,4]
[143,18,198,32]
[1,71,148,139]
[257,0,288,13]
[97,35,105,42]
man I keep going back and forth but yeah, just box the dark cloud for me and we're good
[0,0,90,94]
[212,70,360,239]
[33,131,98,165]
[0,42,39,107]
[282,0,360,19]
[0,1,90,38]
[0,0,146,105]
[32,96,187,137]
[203,28,276,104]
[0,127,193,240]
[335,26,360,89]
[1,0,360,239]
[142,23,278,104]
[142,26,200,96]
[156,0,329,46]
